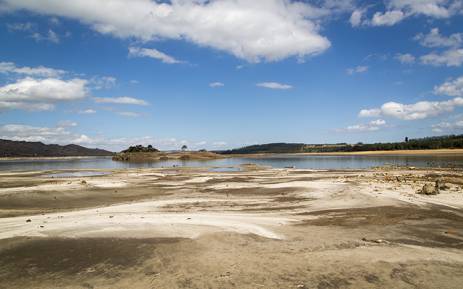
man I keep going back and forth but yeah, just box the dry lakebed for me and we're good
[0,165,462,288]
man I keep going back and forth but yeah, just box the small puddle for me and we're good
[43,171,110,178]
[209,167,241,172]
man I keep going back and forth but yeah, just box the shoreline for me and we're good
[0,156,113,161]
[2,148,463,161]
[224,148,463,158]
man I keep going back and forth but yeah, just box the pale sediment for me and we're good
[0,166,462,288]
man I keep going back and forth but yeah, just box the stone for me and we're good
[418,183,439,195]
[435,179,449,190]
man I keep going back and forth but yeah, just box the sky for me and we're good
[0,0,463,151]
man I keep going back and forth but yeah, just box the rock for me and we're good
[435,179,449,190]
[418,183,439,195]
[362,237,389,244]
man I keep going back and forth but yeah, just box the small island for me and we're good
[112,144,223,162]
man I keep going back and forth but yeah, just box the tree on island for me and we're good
[181,145,188,151]
[122,145,159,153]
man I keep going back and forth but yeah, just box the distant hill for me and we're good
[0,139,113,157]
[221,135,463,154]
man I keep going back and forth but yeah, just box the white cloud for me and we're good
[209,82,224,88]
[395,53,416,64]
[1,0,331,62]
[388,0,453,18]
[256,82,292,90]
[93,96,148,106]
[365,0,462,27]
[212,141,227,147]
[420,48,463,67]
[128,47,183,64]
[90,76,117,90]
[349,9,364,27]
[78,108,96,114]
[0,122,222,151]
[346,65,368,75]
[359,97,463,120]
[57,120,77,127]
[359,108,382,117]
[371,10,405,26]
[343,119,387,132]
[432,119,463,132]
[31,29,60,43]
[0,124,72,143]
[117,111,140,117]
[415,28,463,48]
[434,76,463,97]
[6,22,34,32]
[0,61,66,77]
[0,77,88,111]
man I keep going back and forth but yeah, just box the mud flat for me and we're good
[0,166,463,288]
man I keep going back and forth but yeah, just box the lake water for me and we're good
[1,154,463,171]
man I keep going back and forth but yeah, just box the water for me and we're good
[1,154,463,172]
[43,171,111,178]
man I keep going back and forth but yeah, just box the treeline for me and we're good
[222,143,307,154]
[121,145,159,153]
[221,135,463,154]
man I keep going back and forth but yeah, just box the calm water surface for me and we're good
[1,155,463,171]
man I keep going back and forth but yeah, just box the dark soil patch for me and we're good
[0,237,182,277]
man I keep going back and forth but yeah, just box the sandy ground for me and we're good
[0,166,463,288]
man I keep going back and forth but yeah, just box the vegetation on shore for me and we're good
[112,145,222,162]
[221,134,463,154]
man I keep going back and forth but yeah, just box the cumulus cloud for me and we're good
[209,82,224,88]
[342,119,387,132]
[6,22,35,32]
[349,9,364,27]
[371,10,405,26]
[78,108,96,114]
[93,96,148,106]
[90,76,117,90]
[256,82,293,90]
[0,61,66,77]
[432,119,463,132]
[365,0,462,26]
[395,53,416,64]
[31,29,60,43]
[57,120,77,127]
[359,97,463,120]
[387,0,454,18]
[212,141,227,147]
[1,0,331,62]
[346,65,368,75]
[0,123,72,143]
[358,108,382,118]
[420,48,463,67]
[0,122,228,151]
[0,77,88,111]
[434,76,463,97]
[117,111,140,117]
[415,28,462,48]
[128,47,183,64]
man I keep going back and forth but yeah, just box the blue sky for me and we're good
[1,0,463,151]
